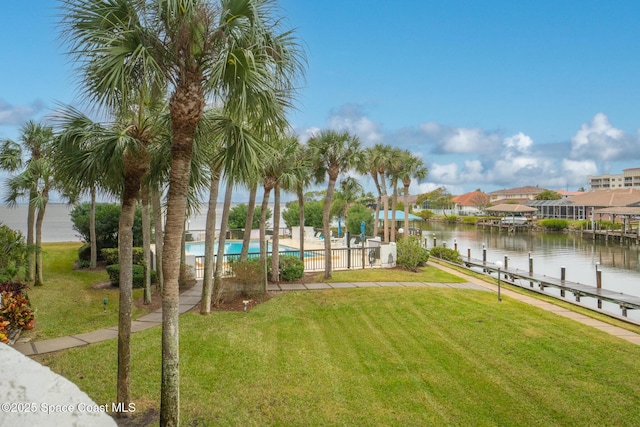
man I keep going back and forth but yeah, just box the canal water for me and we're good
[421,222,640,321]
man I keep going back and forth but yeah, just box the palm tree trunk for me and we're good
[323,176,338,279]
[27,189,36,282]
[141,185,152,305]
[200,170,220,315]
[33,195,47,287]
[381,173,390,243]
[240,182,257,261]
[161,107,199,425]
[390,184,398,242]
[152,186,164,291]
[371,173,382,239]
[213,177,233,306]
[403,183,410,241]
[90,187,97,269]
[297,186,305,261]
[259,184,273,288]
[116,184,138,415]
[270,184,281,282]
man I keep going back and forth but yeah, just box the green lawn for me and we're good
[37,286,640,426]
[23,242,152,340]
[313,265,466,283]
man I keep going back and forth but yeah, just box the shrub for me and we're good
[540,219,569,230]
[101,247,145,266]
[444,215,458,223]
[396,237,430,272]
[231,258,264,295]
[0,224,28,282]
[0,320,10,343]
[266,255,305,282]
[70,202,148,251]
[78,243,92,262]
[1,291,34,331]
[105,264,156,288]
[461,216,478,225]
[279,256,304,281]
[429,246,462,264]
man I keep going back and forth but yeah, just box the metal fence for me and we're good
[193,246,382,279]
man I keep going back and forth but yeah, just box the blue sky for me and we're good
[2,0,640,199]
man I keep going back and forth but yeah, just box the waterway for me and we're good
[422,222,640,320]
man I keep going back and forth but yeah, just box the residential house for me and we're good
[451,191,490,216]
[488,186,547,205]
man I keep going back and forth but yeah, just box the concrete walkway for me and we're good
[13,266,640,356]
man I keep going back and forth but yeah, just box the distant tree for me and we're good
[282,200,324,229]
[71,203,145,252]
[535,190,562,200]
[577,186,586,192]
[469,192,491,211]
[345,204,373,236]
[228,204,271,230]
[417,187,453,213]
[330,177,364,221]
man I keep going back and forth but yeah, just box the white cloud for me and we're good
[0,99,45,125]
[326,104,383,146]
[503,132,533,158]
[569,113,635,161]
[418,122,502,154]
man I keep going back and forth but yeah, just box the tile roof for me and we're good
[566,188,640,207]
[488,186,546,196]
[451,191,489,206]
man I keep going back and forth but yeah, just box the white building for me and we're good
[588,167,640,190]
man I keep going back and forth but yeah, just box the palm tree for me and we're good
[1,121,56,285]
[307,130,361,279]
[330,176,364,226]
[396,151,428,240]
[281,142,312,261]
[386,147,405,242]
[52,104,158,412]
[61,2,303,423]
[267,135,299,282]
[359,144,393,242]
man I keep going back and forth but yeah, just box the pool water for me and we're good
[185,240,300,257]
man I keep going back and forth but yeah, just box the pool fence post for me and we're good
[346,231,351,269]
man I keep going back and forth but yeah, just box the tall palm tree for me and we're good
[52,104,159,412]
[397,151,428,240]
[359,144,393,241]
[61,2,303,423]
[330,176,364,225]
[281,141,312,261]
[387,147,405,243]
[307,130,361,279]
[0,121,55,284]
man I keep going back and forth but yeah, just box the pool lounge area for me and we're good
[184,235,397,279]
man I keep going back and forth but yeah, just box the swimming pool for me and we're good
[185,240,303,257]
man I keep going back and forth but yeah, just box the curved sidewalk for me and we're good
[13,267,640,356]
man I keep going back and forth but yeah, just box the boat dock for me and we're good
[580,229,639,244]
[476,218,534,232]
[462,256,640,318]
